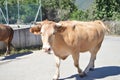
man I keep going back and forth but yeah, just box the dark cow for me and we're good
[0,24,14,56]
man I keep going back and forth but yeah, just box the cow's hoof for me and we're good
[53,78,58,80]
[79,72,86,78]
[89,68,94,71]
[4,53,9,57]
[53,75,59,80]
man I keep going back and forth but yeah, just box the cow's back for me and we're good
[75,22,105,52]
[55,21,106,53]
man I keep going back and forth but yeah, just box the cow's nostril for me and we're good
[42,48,51,52]
[48,48,51,51]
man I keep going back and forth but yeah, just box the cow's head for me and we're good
[29,20,66,53]
[33,20,66,53]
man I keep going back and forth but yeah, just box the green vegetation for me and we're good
[0,46,41,56]
[0,0,120,23]
[0,0,41,24]
[93,0,120,21]
[70,0,120,21]
[40,0,77,21]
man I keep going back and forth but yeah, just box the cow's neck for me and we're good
[49,33,71,59]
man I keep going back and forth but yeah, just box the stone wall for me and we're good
[104,21,120,35]
[0,27,42,50]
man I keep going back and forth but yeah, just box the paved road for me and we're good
[0,36,120,80]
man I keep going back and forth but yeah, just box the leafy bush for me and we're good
[0,0,120,24]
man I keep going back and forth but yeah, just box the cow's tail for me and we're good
[95,20,110,32]
[9,27,16,49]
[9,27,14,42]
[10,43,15,48]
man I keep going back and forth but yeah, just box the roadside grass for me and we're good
[0,45,42,56]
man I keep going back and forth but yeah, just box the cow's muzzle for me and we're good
[42,48,51,54]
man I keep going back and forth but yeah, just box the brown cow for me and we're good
[30,20,109,79]
[0,24,14,56]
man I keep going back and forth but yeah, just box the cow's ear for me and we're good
[34,22,41,25]
[29,26,41,35]
[54,23,66,33]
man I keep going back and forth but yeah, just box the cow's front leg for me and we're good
[72,53,83,77]
[53,55,61,80]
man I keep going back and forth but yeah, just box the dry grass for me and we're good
[0,45,41,56]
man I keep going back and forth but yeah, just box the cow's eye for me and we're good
[53,30,57,35]
[53,32,55,35]
[39,31,42,34]
[41,33,45,36]
[41,33,43,36]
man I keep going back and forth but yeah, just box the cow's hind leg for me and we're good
[5,28,14,56]
[4,41,10,56]
[72,53,83,77]
[84,42,102,75]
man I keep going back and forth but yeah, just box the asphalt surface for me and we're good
[0,36,120,80]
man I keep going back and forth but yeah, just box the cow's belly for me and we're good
[52,42,95,59]
[0,32,9,41]
[0,37,7,41]
[79,38,103,52]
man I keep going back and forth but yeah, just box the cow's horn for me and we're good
[36,22,41,24]
[55,23,62,27]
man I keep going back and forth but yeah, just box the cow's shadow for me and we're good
[0,51,33,65]
[59,66,120,80]
[1,51,33,60]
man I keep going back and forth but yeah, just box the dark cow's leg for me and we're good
[84,41,102,74]
[72,53,83,77]
[5,28,14,56]
[5,42,10,56]
[53,54,61,80]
